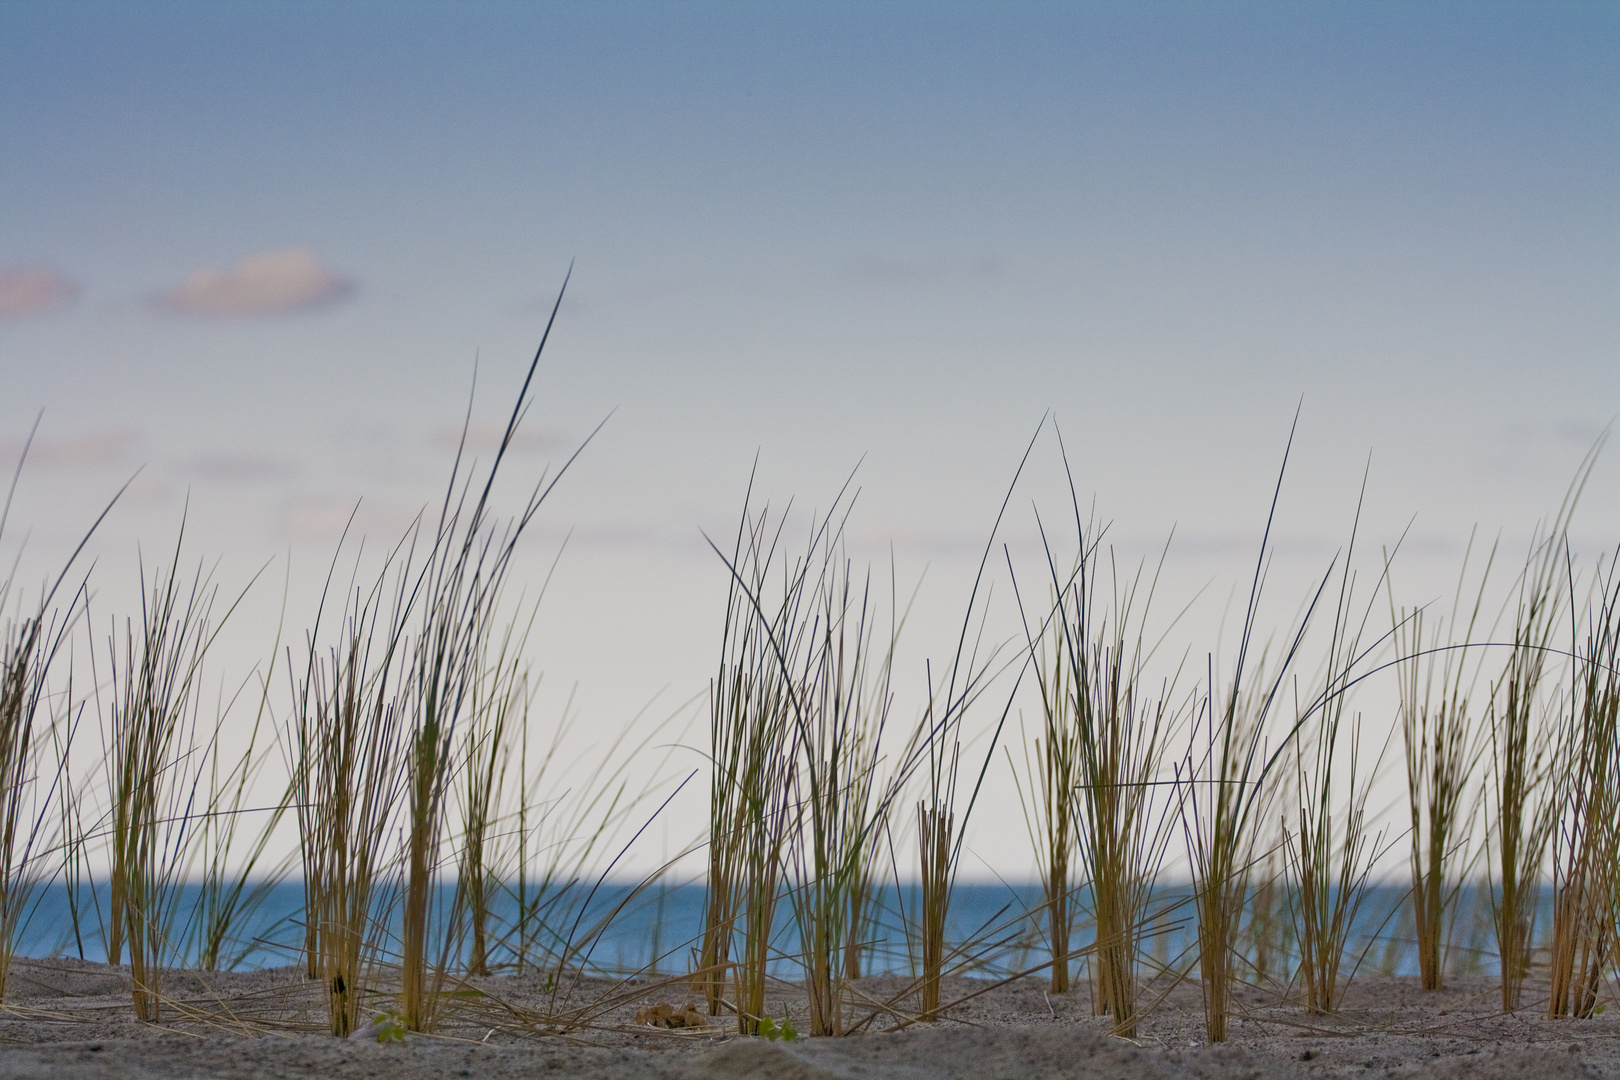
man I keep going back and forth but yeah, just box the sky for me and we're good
[2,1,1617,877]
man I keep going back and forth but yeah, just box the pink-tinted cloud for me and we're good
[0,429,138,470]
[0,266,80,317]
[180,452,298,484]
[281,496,360,540]
[159,247,353,316]
[279,495,423,542]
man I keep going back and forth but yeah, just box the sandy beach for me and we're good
[0,959,1613,1079]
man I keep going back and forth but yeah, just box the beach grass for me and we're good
[2,312,1618,1051]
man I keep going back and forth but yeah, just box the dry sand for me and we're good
[0,958,1614,1079]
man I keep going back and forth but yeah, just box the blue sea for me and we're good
[12,879,1535,981]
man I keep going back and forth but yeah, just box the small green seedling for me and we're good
[758,1015,798,1042]
[367,1011,407,1043]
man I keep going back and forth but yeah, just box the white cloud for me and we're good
[160,247,353,316]
[0,266,80,317]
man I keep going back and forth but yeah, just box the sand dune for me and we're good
[0,959,1612,1079]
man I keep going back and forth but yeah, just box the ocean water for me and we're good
[12,879,1538,981]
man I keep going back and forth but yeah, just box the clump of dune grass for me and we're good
[1181,488,1292,1040]
[729,682,795,1038]
[0,430,114,1001]
[700,484,802,1032]
[1243,848,1291,984]
[1011,631,1080,996]
[1283,713,1382,1015]
[1488,489,1584,1013]
[1011,443,1185,1035]
[0,596,67,1004]
[1183,662,1279,1044]
[384,277,603,1032]
[1282,485,1392,1016]
[909,427,1043,1021]
[702,429,1036,1033]
[291,274,600,1033]
[292,563,412,1036]
[915,722,957,1023]
[1388,534,1494,992]
[1077,627,1180,1037]
[1181,420,1360,1042]
[97,524,250,1020]
[695,566,748,1016]
[1487,648,1557,1014]
[704,470,915,1036]
[787,539,903,1036]
[456,636,528,978]
[1548,548,1620,1018]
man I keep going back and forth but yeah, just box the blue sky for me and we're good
[2,1,1616,872]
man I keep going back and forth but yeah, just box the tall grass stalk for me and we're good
[0,585,83,999]
[836,565,918,986]
[51,681,94,964]
[696,643,744,1013]
[1489,497,1582,1012]
[1008,537,1087,997]
[1074,591,1179,1035]
[458,707,507,979]
[456,624,529,977]
[1012,463,1183,1035]
[1244,848,1290,984]
[99,531,245,1021]
[1184,665,1274,1043]
[1548,550,1620,1018]
[1283,714,1380,1015]
[394,275,600,1032]
[698,482,779,1018]
[0,428,119,994]
[1011,638,1079,995]
[293,560,412,1037]
[1283,487,1390,1015]
[706,491,815,1034]
[702,494,779,1025]
[787,545,900,1036]
[909,425,1043,1020]
[1181,419,1340,1042]
[0,628,70,1002]
[704,471,906,1035]
[0,617,69,1004]
[916,765,954,1021]
[1389,535,1494,992]
[732,691,795,1036]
